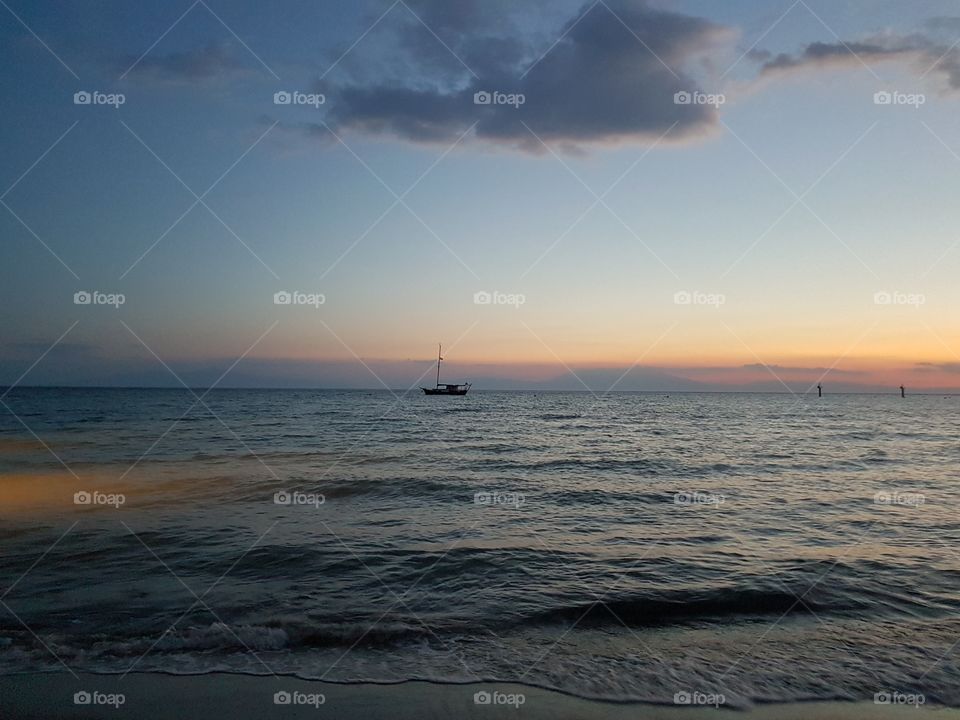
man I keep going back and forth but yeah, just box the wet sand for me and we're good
[1,673,955,719]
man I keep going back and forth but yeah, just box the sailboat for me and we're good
[421,344,471,395]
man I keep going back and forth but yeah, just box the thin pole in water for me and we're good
[900,384,905,398]
[817,383,822,397]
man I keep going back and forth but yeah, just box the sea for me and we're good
[1,388,959,707]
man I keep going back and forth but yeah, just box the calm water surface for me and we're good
[1,388,959,706]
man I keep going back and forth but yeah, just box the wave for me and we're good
[524,587,826,628]
[319,476,473,500]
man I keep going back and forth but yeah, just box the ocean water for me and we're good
[1,388,960,707]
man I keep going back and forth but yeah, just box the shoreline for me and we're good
[1,672,954,719]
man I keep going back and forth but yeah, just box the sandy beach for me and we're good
[0,673,955,720]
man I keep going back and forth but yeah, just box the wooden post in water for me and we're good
[900,384,905,398]
[817,383,822,397]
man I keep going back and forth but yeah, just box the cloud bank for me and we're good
[755,33,960,89]
[317,0,732,151]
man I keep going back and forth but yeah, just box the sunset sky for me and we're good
[3,0,960,391]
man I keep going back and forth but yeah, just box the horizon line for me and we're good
[2,385,954,396]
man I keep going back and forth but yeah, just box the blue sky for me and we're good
[3,0,960,391]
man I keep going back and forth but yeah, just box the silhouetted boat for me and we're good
[422,344,471,395]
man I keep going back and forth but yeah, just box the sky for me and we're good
[2,0,960,392]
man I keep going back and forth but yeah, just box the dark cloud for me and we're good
[316,0,731,151]
[755,34,960,89]
[121,43,248,84]
[745,48,772,63]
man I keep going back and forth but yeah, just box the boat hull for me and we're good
[422,387,470,395]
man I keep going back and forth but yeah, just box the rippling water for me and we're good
[2,388,960,706]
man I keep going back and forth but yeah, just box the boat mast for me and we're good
[436,344,442,387]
